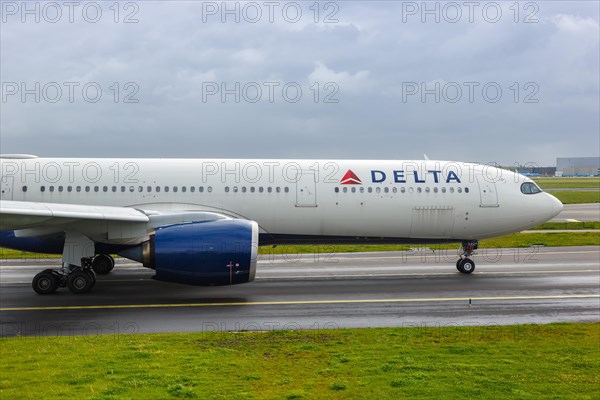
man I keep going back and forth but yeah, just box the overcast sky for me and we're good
[1,1,598,166]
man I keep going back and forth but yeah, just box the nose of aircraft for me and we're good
[544,192,564,220]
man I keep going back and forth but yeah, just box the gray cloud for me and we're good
[1,1,598,166]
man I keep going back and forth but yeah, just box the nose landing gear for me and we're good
[456,240,478,274]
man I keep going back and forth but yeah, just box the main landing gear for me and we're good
[456,240,478,274]
[31,255,113,295]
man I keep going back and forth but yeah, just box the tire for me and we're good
[83,269,96,288]
[456,259,461,271]
[67,270,94,294]
[458,258,475,274]
[92,254,114,275]
[32,270,59,295]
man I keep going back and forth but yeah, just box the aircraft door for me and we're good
[476,175,499,207]
[296,170,317,207]
[1,175,14,200]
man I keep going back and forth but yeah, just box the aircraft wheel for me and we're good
[32,270,59,295]
[456,259,461,271]
[92,254,114,275]
[67,270,94,294]
[83,269,96,288]
[457,258,475,274]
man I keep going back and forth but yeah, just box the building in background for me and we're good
[556,157,600,176]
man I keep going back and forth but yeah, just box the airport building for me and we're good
[556,157,600,176]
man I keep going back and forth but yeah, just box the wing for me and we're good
[0,200,149,231]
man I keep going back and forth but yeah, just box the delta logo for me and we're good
[340,169,462,184]
[340,169,362,185]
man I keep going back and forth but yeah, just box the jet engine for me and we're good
[121,219,259,286]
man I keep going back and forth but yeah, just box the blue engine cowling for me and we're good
[132,219,259,286]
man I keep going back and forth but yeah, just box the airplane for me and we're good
[0,155,563,295]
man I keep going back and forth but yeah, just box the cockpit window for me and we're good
[521,182,542,194]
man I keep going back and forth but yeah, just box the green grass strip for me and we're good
[530,221,600,230]
[533,177,600,189]
[0,323,598,399]
[1,231,599,260]
[548,191,600,204]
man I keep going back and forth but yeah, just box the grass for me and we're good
[0,323,598,399]
[529,221,600,230]
[548,191,600,204]
[533,177,600,189]
[1,230,599,261]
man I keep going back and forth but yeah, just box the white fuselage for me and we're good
[0,158,563,243]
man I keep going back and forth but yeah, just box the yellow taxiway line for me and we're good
[1,294,598,312]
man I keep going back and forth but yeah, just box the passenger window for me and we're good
[268,187,272,193]
[22,186,27,192]
[129,186,135,193]
[86,186,91,192]
[401,187,406,193]
[173,186,178,193]
[156,186,161,193]
[190,187,196,193]
[284,187,289,193]
[41,186,46,192]
[458,187,462,193]
[360,187,364,193]
[433,187,438,193]
[465,187,469,193]
[343,187,348,193]
[225,187,230,193]
[67,186,72,192]
[164,186,169,193]
[138,186,143,192]
[120,186,125,192]
[112,186,117,192]
[199,187,204,193]
[103,186,108,192]
[276,187,281,193]
[259,187,264,193]
[442,187,446,193]
[368,187,373,193]
[242,187,247,193]
[233,186,238,193]
[250,187,255,193]
[409,187,414,193]
[77,186,82,192]
[94,186,99,192]
[58,186,64,192]
[351,187,356,193]
[384,187,389,193]
[182,187,187,193]
[425,187,430,193]
[208,187,213,193]
[417,187,422,193]
[450,187,454,193]
[376,187,381,193]
[335,187,339,193]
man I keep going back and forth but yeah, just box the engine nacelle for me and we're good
[123,219,259,286]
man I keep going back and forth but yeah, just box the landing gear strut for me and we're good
[32,258,96,295]
[456,240,478,274]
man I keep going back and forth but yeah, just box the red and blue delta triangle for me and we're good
[340,169,362,185]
